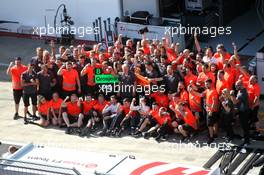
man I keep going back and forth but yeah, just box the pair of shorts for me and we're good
[182,124,195,133]
[68,115,79,124]
[206,112,219,127]
[23,93,37,107]
[62,107,79,123]
[13,89,23,104]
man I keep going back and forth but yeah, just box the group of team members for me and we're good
[6,34,261,144]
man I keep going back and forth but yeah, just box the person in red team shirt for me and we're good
[37,95,51,127]
[173,49,190,65]
[150,90,169,108]
[216,70,230,95]
[57,61,81,98]
[247,75,261,130]
[177,81,189,105]
[213,44,231,70]
[110,98,132,136]
[6,57,28,119]
[223,63,235,89]
[61,94,84,134]
[81,58,102,97]
[238,66,251,88]
[143,107,171,141]
[189,79,219,144]
[184,68,197,87]
[135,102,160,137]
[187,83,202,128]
[79,94,97,137]
[197,64,215,88]
[91,94,109,129]
[173,102,198,141]
[50,92,63,126]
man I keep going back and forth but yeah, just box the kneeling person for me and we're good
[173,103,198,141]
[61,94,84,134]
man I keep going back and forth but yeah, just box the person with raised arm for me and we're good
[6,57,27,120]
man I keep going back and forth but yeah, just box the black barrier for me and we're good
[203,141,264,175]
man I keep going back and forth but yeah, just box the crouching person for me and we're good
[173,103,198,141]
[37,95,51,127]
[143,107,171,141]
[49,92,63,126]
[111,98,131,137]
[98,95,121,136]
[61,94,84,134]
[79,94,97,137]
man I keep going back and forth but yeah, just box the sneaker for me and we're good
[134,132,142,138]
[90,126,96,132]
[133,129,140,136]
[65,127,72,134]
[116,128,123,137]
[79,128,87,137]
[154,134,161,141]
[110,129,116,136]
[86,128,91,137]
[32,115,40,121]
[98,130,106,137]
[143,132,150,139]
[24,118,28,125]
[105,130,111,136]
[130,127,136,135]
[180,135,187,142]
[13,113,19,120]
[75,127,82,135]
[207,137,214,144]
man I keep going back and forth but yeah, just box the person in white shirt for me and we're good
[98,95,121,136]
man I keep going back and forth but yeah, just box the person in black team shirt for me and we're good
[117,64,136,100]
[163,65,182,94]
[30,47,44,73]
[231,80,250,145]
[36,64,56,100]
[21,63,38,124]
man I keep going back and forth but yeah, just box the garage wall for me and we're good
[0,0,121,40]
[122,0,159,17]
